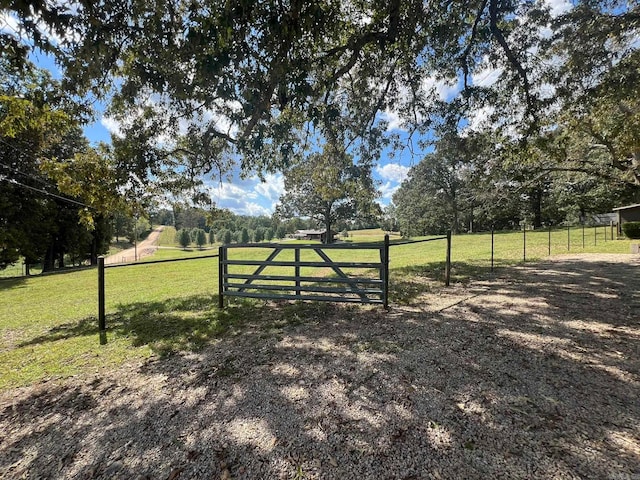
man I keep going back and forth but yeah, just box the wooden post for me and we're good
[295,248,301,297]
[523,223,526,263]
[491,226,494,273]
[383,234,389,308]
[98,256,105,331]
[218,246,224,309]
[445,231,451,287]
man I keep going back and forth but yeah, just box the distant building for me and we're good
[612,204,640,235]
[293,229,337,243]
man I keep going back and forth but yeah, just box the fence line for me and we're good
[97,234,453,334]
[104,253,219,269]
[98,253,220,333]
[490,223,619,272]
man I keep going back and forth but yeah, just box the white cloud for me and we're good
[379,181,400,200]
[234,201,272,216]
[100,116,123,138]
[545,0,572,18]
[422,76,461,101]
[253,173,285,202]
[214,182,258,201]
[376,163,409,183]
[461,105,496,136]
[379,109,404,131]
[472,62,504,88]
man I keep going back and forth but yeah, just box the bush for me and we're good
[622,222,640,239]
[195,229,207,249]
[178,229,191,249]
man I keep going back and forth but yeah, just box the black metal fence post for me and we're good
[567,225,570,251]
[98,256,105,331]
[594,225,597,246]
[582,223,585,249]
[491,226,494,273]
[445,231,452,286]
[523,223,526,263]
[383,234,389,308]
[548,224,551,256]
[218,246,224,309]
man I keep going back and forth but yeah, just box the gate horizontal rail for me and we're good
[219,237,390,308]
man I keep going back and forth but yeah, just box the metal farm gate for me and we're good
[218,236,390,308]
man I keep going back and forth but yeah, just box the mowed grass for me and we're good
[0,226,634,391]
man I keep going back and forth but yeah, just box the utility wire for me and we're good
[0,158,57,190]
[0,176,93,209]
[0,138,95,209]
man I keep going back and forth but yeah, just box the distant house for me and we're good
[613,204,640,235]
[293,229,337,243]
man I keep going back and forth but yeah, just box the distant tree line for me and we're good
[391,133,640,237]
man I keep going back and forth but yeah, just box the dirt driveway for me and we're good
[105,226,165,265]
[1,254,638,479]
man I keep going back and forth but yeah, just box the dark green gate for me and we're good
[218,236,389,308]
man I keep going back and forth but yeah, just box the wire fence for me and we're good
[488,223,620,270]
[97,235,453,334]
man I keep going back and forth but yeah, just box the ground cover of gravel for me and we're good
[1,254,639,479]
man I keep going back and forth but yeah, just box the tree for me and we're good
[208,229,216,245]
[254,227,265,243]
[222,230,232,245]
[1,54,121,271]
[195,229,207,249]
[276,142,380,243]
[240,228,250,244]
[394,133,487,235]
[6,1,637,189]
[178,229,191,250]
[275,225,286,240]
[264,228,274,241]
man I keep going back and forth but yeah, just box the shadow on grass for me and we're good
[389,260,521,304]
[0,276,28,290]
[16,294,344,357]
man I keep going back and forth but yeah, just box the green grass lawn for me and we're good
[0,227,634,391]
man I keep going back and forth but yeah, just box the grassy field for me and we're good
[0,226,634,391]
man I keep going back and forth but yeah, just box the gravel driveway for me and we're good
[1,254,639,479]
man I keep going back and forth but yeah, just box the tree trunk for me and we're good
[324,209,332,244]
[58,249,65,269]
[90,235,98,266]
[530,187,543,228]
[42,242,55,272]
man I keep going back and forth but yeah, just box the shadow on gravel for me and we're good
[1,258,639,479]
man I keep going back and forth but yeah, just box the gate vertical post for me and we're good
[523,223,526,263]
[218,246,224,309]
[491,226,494,273]
[295,247,301,297]
[383,234,389,308]
[445,231,452,287]
[98,256,105,331]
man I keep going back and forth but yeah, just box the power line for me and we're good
[0,176,93,209]
[0,158,57,190]
[0,138,95,209]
